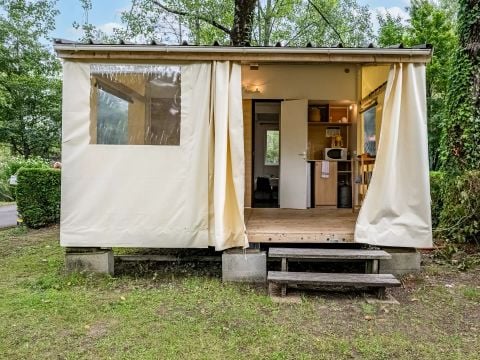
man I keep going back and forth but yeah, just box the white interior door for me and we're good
[280,99,308,209]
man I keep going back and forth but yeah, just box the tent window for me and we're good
[90,64,181,145]
[363,106,376,156]
[146,75,181,145]
[96,88,129,144]
[264,129,279,166]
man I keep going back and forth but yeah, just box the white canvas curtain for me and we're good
[60,60,247,250]
[355,63,432,248]
[209,62,248,250]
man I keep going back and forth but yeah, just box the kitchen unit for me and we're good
[307,101,356,209]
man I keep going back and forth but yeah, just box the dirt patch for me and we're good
[86,321,111,339]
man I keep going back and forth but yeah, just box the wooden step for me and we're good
[268,271,401,298]
[268,248,392,260]
[268,271,400,287]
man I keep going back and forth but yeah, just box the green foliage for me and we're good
[377,1,457,170]
[376,12,406,47]
[265,130,279,165]
[76,0,374,47]
[429,171,444,228]
[0,0,62,159]
[0,154,50,201]
[440,0,480,173]
[437,170,480,244]
[16,168,61,228]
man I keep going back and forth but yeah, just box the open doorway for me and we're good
[252,101,280,208]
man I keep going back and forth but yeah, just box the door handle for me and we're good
[298,151,307,159]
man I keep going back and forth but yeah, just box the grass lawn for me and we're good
[0,227,479,359]
[0,201,14,207]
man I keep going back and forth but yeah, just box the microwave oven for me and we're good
[324,148,348,161]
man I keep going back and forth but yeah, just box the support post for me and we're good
[65,248,114,275]
[280,257,288,296]
[222,249,267,283]
[365,260,372,273]
[376,287,386,300]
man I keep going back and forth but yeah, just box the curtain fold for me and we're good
[209,61,248,251]
[355,63,432,248]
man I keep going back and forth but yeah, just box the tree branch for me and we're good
[307,0,344,44]
[285,23,314,46]
[152,1,231,35]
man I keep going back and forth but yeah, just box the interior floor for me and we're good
[245,208,357,243]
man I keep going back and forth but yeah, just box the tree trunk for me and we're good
[263,0,273,46]
[230,0,257,46]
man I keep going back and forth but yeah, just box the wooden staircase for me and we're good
[267,247,401,298]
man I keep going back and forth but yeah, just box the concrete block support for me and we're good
[222,249,267,283]
[379,248,421,276]
[65,248,114,275]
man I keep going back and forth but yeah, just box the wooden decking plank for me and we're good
[246,208,357,244]
[268,248,392,260]
[267,271,401,287]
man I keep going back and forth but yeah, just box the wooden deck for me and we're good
[245,208,357,243]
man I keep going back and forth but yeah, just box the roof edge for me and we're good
[53,43,432,63]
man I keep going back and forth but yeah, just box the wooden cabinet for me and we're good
[315,161,337,206]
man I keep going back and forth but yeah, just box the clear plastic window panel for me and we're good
[363,106,376,156]
[90,64,181,145]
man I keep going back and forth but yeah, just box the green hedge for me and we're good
[16,168,61,228]
[437,170,480,244]
[430,171,444,228]
[0,156,50,201]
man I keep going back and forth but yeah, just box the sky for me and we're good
[52,0,411,41]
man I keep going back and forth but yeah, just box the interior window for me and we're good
[363,106,376,156]
[264,129,280,166]
[91,64,181,145]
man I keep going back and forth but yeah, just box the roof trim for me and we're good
[54,44,432,64]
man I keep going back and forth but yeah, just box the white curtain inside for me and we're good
[60,60,247,250]
[355,63,432,248]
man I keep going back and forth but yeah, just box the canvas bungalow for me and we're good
[54,40,433,296]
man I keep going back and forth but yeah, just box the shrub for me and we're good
[437,170,480,244]
[0,156,50,201]
[16,168,61,228]
[430,171,444,229]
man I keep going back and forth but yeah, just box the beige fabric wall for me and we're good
[61,60,246,250]
[355,63,432,248]
[242,64,357,100]
[361,65,390,97]
[61,61,211,247]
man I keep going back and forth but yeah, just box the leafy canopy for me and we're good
[377,0,457,170]
[76,0,374,47]
[0,0,62,159]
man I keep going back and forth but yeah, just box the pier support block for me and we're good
[65,248,114,275]
[380,248,421,275]
[222,249,267,283]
